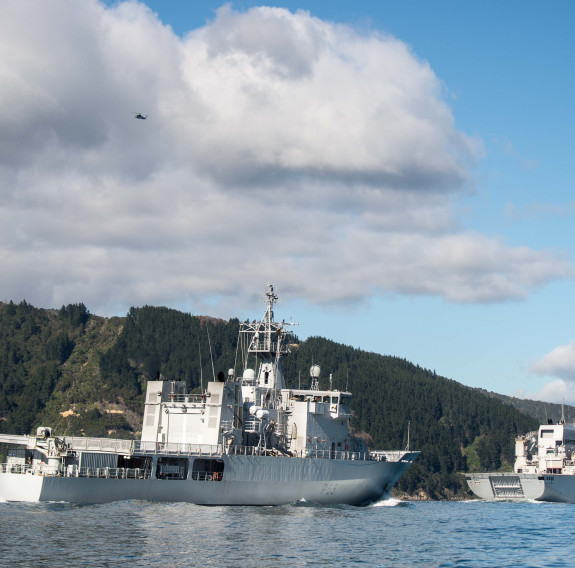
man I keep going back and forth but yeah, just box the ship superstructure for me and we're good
[0,285,418,505]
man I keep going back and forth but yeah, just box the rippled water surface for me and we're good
[1,499,574,567]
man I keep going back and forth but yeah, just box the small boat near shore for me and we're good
[467,414,575,503]
[0,285,418,505]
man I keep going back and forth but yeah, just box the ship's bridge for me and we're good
[284,389,352,419]
[538,423,575,458]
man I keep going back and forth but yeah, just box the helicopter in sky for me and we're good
[133,113,148,120]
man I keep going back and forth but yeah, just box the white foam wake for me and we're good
[371,497,403,507]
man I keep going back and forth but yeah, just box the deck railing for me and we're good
[74,467,152,479]
[62,436,134,453]
[132,442,391,461]
[134,441,224,456]
[0,463,152,479]
[190,471,223,481]
[164,394,206,404]
[3,441,408,466]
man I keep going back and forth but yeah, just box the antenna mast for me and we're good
[198,336,204,393]
[206,323,216,382]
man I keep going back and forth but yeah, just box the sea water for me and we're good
[1,499,574,567]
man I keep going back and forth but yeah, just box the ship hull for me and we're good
[466,472,575,503]
[0,452,418,505]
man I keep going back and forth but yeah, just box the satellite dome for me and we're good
[243,369,256,381]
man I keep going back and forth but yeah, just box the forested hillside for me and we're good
[477,389,573,425]
[0,300,546,499]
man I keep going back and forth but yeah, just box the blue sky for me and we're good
[1,1,574,402]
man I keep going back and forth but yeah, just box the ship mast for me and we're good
[237,285,296,392]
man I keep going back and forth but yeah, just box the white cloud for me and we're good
[531,341,575,381]
[518,380,575,406]
[526,342,575,405]
[180,5,481,190]
[0,1,572,316]
[537,380,573,405]
[515,380,574,406]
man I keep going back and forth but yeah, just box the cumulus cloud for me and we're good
[514,380,574,406]
[527,341,575,404]
[0,1,572,315]
[536,380,573,405]
[531,341,575,381]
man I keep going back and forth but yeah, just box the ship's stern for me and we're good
[466,473,546,501]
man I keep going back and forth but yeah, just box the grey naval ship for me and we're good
[0,285,418,505]
[467,414,575,503]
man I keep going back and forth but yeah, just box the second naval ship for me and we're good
[467,413,575,503]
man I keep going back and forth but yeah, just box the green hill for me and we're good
[0,300,548,499]
[476,389,573,425]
